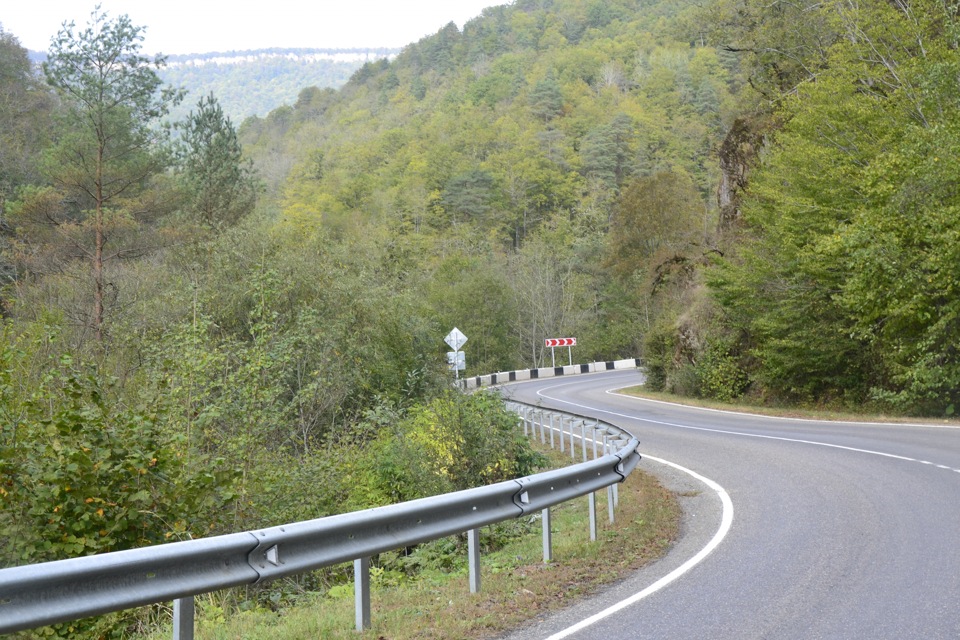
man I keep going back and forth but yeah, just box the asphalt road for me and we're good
[496,369,960,639]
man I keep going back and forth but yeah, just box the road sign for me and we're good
[445,327,468,351]
[446,351,466,371]
[545,338,576,347]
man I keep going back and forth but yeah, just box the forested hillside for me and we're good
[237,0,960,416]
[238,0,742,372]
[1,0,959,633]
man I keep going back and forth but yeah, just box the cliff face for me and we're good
[717,115,770,231]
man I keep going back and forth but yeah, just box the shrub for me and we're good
[695,341,750,402]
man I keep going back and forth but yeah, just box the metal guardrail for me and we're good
[0,399,639,637]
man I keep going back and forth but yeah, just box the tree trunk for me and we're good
[94,142,105,342]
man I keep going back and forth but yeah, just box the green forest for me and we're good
[2,0,959,633]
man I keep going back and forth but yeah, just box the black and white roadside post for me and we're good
[445,327,467,382]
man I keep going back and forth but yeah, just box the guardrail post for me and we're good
[543,508,553,563]
[539,410,546,444]
[523,407,530,437]
[354,557,371,631]
[556,413,563,452]
[588,492,597,542]
[172,596,194,640]
[581,421,588,462]
[468,529,481,593]
[569,419,577,460]
[589,424,600,540]
[604,435,615,524]
[549,412,556,449]
[610,440,622,507]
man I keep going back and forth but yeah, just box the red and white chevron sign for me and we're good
[545,337,577,347]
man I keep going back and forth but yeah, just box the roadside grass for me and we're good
[618,385,960,426]
[146,446,680,640]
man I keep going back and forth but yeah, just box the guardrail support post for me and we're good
[549,412,555,449]
[588,492,597,541]
[172,596,194,640]
[539,410,546,444]
[354,557,371,631]
[543,508,553,563]
[610,440,621,507]
[468,528,481,593]
[590,424,601,539]
[611,439,620,509]
[556,413,563,452]
[581,421,588,462]
[604,435,615,524]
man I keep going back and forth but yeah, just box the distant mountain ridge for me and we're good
[161,47,399,123]
[29,47,400,124]
[165,47,398,67]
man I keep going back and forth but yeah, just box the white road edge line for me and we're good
[523,374,953,638]
[543,454,734,640]
[526,374,953,637]
[537,381,924,466]
[606,387,960,430]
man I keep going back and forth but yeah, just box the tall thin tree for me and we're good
[42,5,181,342]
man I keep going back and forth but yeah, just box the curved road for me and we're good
[498,369,960,639]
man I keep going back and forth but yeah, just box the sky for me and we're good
[2,1,508,54]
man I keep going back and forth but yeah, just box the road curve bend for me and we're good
[497,369,960,639]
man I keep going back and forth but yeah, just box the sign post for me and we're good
[445,328,468,380]
[544,338,577,367]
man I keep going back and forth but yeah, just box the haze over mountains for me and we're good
[161,48,400,122]
[30,46,399,123]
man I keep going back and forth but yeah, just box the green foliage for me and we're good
[606,169,705,278]
[0,351,235,570]
[442,169,499,223]
[42,6,181,208]
[423,254,519,375]
[529,70,564,121]
[348,391,546,508]
[175,92,260,228]
[695,339,749,402]
[701,0,836,96]
[0,28,54,196]
[641,322,673,392]
[580,114,635,190]
[710,0,960,413]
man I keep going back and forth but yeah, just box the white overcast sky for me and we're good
[3,1,508,54]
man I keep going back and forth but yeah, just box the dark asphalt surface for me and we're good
[496,370,960,639]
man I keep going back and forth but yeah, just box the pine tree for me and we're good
[177,93,259,228]
[42,5,181,342]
